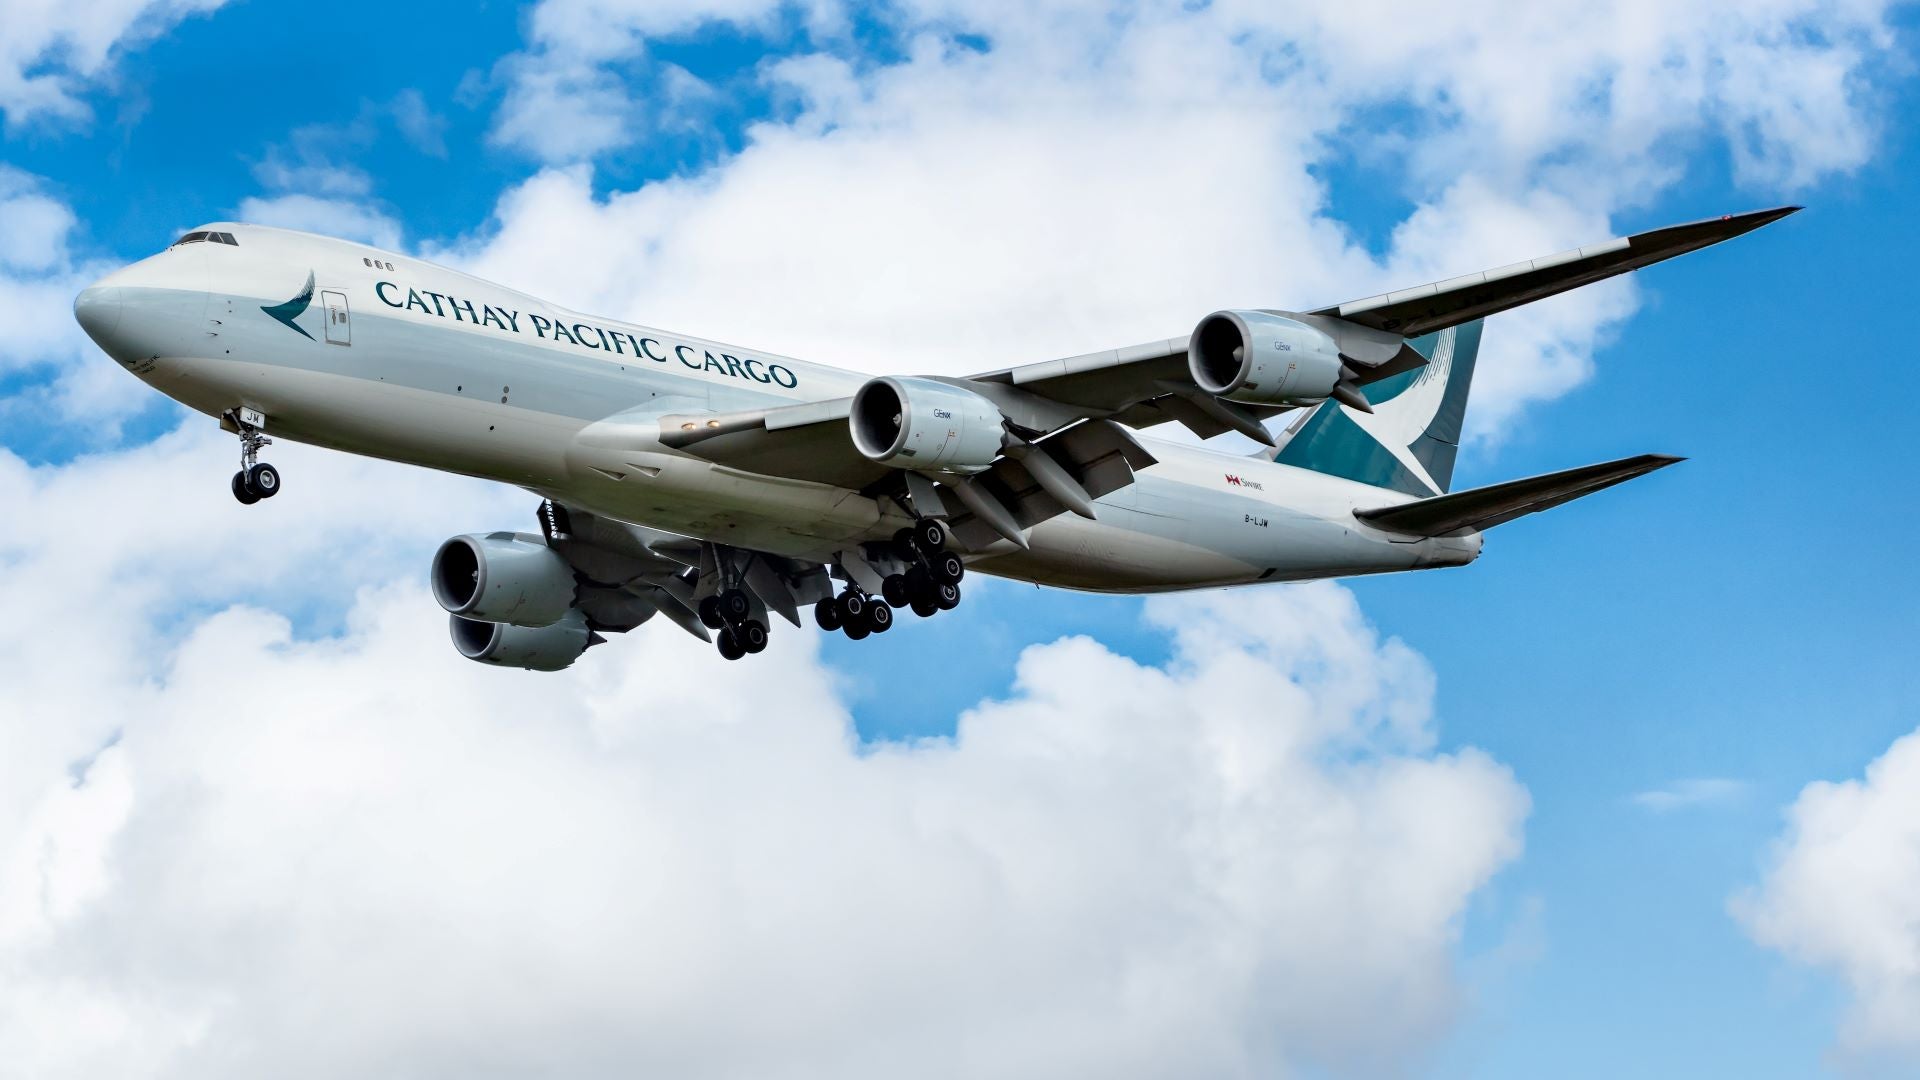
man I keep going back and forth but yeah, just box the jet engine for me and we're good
[1188,310,1355,408]
[449,609,597,671]
[850,376,1006,474]
[431,531,578,627]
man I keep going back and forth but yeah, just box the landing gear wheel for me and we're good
[911,597,938,618]
[881,574,910,608]
[739,619,769,654]
[931,551,964,584]
[716,627,746,660]
[904,564,933,599]
[837,590,868,624]
[246,462,281,499]
[843,620,870,641]
[813,599,841,632]
[935,582,961,611]
[698,596,725,629]
[911,518,948,555]
[867,601,893,634]
[892,527,921,561]
[718,589,752,623]
[225,409,276,505]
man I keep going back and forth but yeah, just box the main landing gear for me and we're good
[224,408,282,505]
[697,586,769,662]
[813,519,965,642]
[811,586,894,640]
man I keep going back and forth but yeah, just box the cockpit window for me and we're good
[170,231,240,248]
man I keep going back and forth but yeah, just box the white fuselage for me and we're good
[75,222,1479,591]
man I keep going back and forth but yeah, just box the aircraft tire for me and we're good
[247,462,281,499]
[935,583,961,611]
[813,599,841,631]
[892,527,920,561]
[932,552,964,584]
[911,519,948,554]
[881,574,910,607]
[231,471,260,505]
[867,601,893,634]
[716,628,746,660]
[843,621,870,641]
[740,619,769,653]
[838,591,867,624]
[698,596,725,629]
[719,589,752,623]
[911,597,938,618]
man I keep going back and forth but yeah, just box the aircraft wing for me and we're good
[648,206,1791,547]
[659,401,1160,550]
[968,205,1799,421]
[1307,206,1799,337]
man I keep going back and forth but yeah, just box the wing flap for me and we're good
[1354,454,1682,537]
[944,420,1158,551]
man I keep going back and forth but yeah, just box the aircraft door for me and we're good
[322,290,350,345]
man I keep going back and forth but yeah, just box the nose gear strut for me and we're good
[223,407,282,505]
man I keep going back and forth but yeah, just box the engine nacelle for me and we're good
[850,376,1006,474]
[1188,310,1347,406]
[431,532,576,628]
[449,610,594,672]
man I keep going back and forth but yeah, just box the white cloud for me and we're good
[0,418,1527,1077]
[235,193,403,250]
[1735,728,1920,1067]
[389,88,448,158]
[0,0,230,130]
[5,4,1909,1074]
[265,94,451,183]
[491,59,638,162]
[1629,777,1749,813]
[487,0,820,164]
[0,168,80,274]
[468,0,1898,445]
[0,167,156,422]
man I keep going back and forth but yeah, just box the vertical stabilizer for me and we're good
[1271,319,1482,495]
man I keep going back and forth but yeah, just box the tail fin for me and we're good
[1271,319,1482,496]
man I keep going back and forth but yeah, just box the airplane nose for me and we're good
[74,285,125,344]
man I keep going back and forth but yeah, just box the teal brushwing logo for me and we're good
[262,272,316,340]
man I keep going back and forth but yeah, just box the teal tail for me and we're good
[1271,319,1483,496]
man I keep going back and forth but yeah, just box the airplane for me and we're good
[72,206,1796,668]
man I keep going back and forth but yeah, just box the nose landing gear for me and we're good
[224,408,282,505]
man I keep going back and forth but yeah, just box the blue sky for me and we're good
[3,2,1919,1077]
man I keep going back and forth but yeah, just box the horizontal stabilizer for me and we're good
[1354,453,1682,536]
[1313,207,1798,338]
